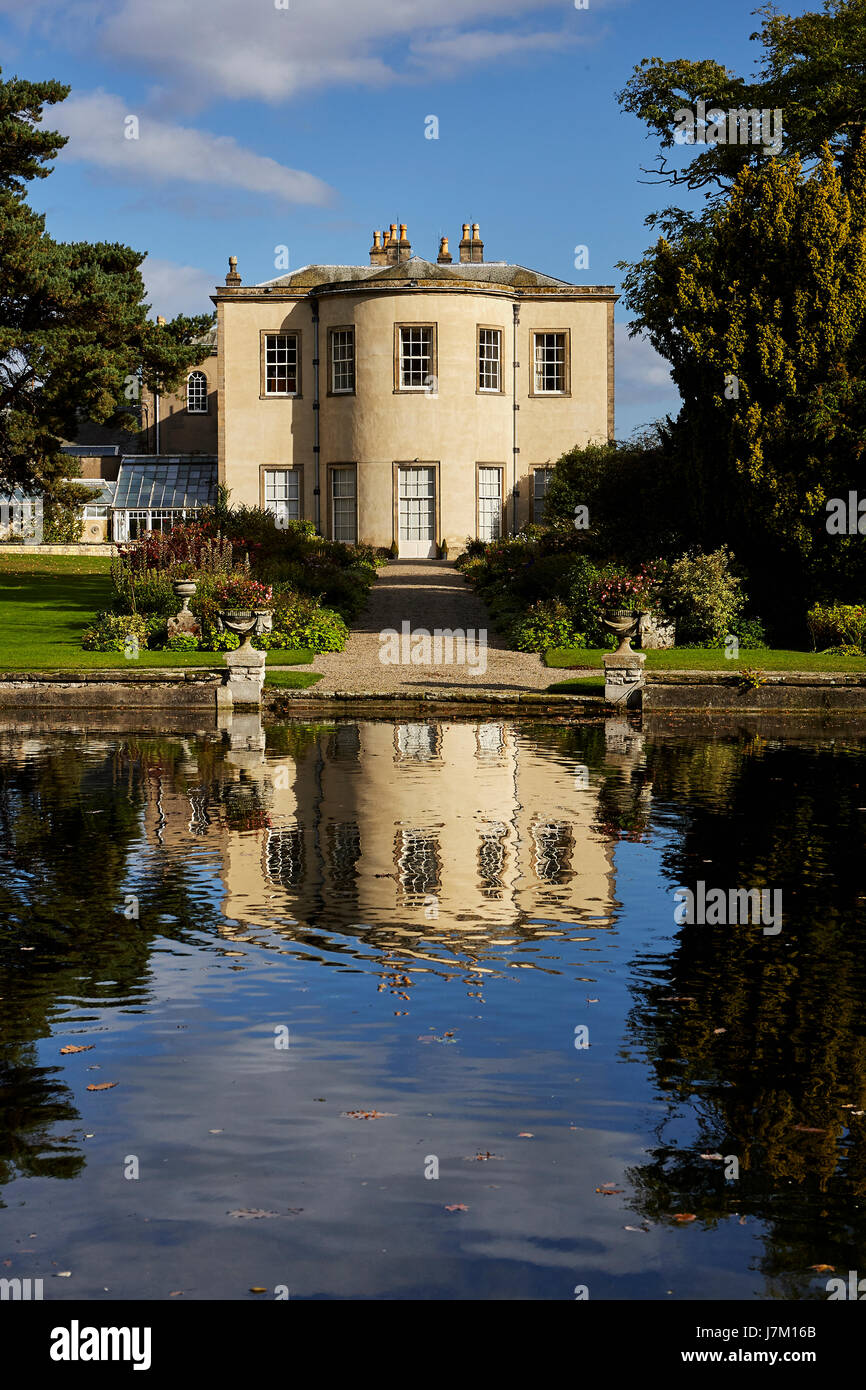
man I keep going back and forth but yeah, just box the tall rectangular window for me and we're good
[331,465,357,543]
[398,326,433,390]
[264,468,300,526]
[533,332,567,394]
[330,329,355,394]
[532,467,555,523]
[478,329,502,392]
[477,466,502,541]
[264,333,299,396]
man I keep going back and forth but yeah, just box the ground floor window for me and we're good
[331,465,357,543]
[114,507,200,541]
[477,466,503,541]
[264,468,301,528]
[532,467,555,523]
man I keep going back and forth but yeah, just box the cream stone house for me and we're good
[215,223,615,554]
[43,224,615,548]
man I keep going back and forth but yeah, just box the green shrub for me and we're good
[82,612,149,653]
[261,591,348,652]
[730,614,768,648]
[123,572,177,617]
[191,597,239,650]
[509,600,583,652]
[165,632,199,651]
[659,548,746,645]
[806,602,866,652]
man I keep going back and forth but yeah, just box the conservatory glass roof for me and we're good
[113,457,216,510]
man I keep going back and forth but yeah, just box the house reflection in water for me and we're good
[214,721,618,946]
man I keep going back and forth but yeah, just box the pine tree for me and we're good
[0,68,214,497]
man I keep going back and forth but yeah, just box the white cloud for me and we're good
[1,0,590,106]
[615,323,680,432]
[408,27,573,71]
[140,256,217,319]
[51,90,333,204]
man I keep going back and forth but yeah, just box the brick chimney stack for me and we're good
[369,229,388,267]
[385,224,399,265]
[459,223,472,263]
[470,223,484,263]
[437,236,452,265]
[225,255,241,286]
[398,223,412,262]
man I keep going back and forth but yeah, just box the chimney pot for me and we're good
[459,223,473,263]
[470,223,484,263]
[437,235,452,265]
[225,255,241,286]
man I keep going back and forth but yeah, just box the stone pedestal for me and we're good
[223,645,266,706]
[603,650,646,708]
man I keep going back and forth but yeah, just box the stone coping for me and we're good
[645,670,866,686]
[0,668,223,684]
[272,688,594,704]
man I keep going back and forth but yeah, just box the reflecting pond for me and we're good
[2,716,866,1300]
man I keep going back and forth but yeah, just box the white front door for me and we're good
[398,466,436,558]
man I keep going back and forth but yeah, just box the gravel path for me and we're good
[311,560,555,694]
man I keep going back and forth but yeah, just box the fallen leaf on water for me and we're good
[86,1082,118,1092]
[673,1213,697,1223]
[700,1152,724,1161]
[227,1209,281,1220]
[169,1291,184,1297]
[208,1129,223,1134]
[713,1028,727,1035]
[624,1225,650,1233]
[810,1264,835,1273]
[597,1182,620,1189]
[518,1132,534,1138]
[56,1271,72,1277]
[596,1187,625,1195]
[249,1287,267,1294]
[793,1125,826,1133]
[60,1045,94,1055]
[444,1204,468,1212]
[738,1216,747,1225]
[343,1110,396,1119]
[2,1260,10,1267]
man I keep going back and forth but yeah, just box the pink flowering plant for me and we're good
[215,576,273,611]
[591,560,666,613]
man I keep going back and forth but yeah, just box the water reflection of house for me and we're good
[219,722,615,939]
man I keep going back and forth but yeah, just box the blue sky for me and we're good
[0,0,808,437]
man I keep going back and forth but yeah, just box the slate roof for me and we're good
[255,257,581,292]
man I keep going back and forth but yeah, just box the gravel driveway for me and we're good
[311,560,555,694]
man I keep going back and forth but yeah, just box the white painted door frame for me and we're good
[397,465,436,558]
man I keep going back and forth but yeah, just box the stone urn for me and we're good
[216,607,273,652]
[603,608,639,656]
[172,579,197,613]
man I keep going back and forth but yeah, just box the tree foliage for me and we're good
[0,67,214,497]
[617,0,866,196]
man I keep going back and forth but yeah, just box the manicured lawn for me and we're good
[0,554,314,671]
[265,669,322,689]
[545,646,866,673]
[547,675,607,697]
